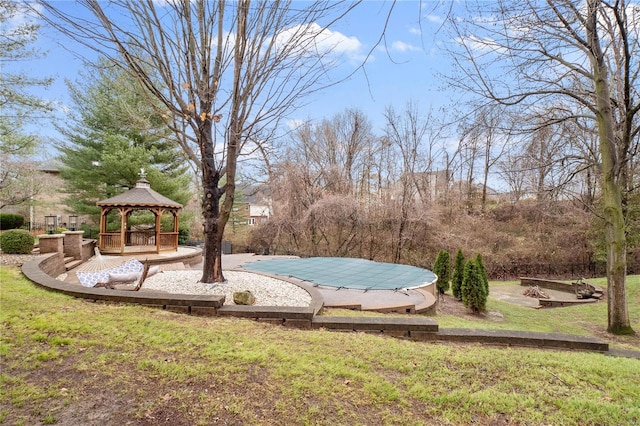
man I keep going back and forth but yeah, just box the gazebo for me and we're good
[96,173,183,254]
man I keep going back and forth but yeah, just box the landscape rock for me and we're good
[233,290,256,305]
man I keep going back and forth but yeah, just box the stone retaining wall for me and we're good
[520,277,575,292]
[22,253,225,313]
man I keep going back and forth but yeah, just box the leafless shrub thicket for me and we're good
[248,105,596,268]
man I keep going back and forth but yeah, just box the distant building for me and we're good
[0,163,83,233]
[231,202,272,227]
[389,170,452,204]
[248,204,271,225]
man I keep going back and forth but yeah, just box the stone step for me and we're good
[63,256,75,263]
[65,259,84,271]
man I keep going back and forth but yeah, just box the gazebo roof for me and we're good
[96,178,183,209]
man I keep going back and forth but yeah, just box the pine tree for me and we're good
[57,59,192,221]
[461,259,487,313]
[433,249,451,294]
[451,249,465,300]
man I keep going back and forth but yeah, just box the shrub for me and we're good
[461,258,487,313]
[178,227,190,245]
[79,224,99,239]
[433,249,451,294]
[0,213,25,230]
[476,253,489,297]
[0,229,35,254]
[451,249,465,300]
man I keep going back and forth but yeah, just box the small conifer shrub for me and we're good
[433,249,451,294]
[461,258,487,313]
[451,249,465,300]
[476,253,489,297]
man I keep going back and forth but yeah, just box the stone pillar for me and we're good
[38,234,64,255]
[63,231,84,260]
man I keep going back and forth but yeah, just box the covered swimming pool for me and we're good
[242,257,437,291]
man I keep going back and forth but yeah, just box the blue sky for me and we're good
[296,1,456,126]
[9,1,460,151]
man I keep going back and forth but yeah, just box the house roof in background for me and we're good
[249,205,271,217]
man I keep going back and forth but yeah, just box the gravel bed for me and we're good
[1,253,312,307]
[143,270,312,307]
[0,253,36,266]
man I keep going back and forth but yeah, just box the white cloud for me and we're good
[391,40,420,53]
[3,1,42,33]
[274,22,365,63]
[426,14,444,24]
[286,119,304,130]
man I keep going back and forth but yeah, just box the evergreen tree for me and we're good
[461,259,487,313]
[0,0,52,209]
[451,249,465,300]
[57,59,192,221]
[476,253,490,297]
[0,0,52,154]
[433,249,451,295]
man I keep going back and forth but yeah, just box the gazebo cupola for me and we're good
[96,170,183,254]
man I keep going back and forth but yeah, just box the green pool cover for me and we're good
[242,257,437,291]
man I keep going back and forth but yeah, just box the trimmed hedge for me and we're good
[0,213,25,230]
[0,229,35,254]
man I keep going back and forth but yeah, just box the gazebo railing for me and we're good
[99,232,122,250]
[99,231,179,253]
[159,232,179,250]
[128,230,155,246]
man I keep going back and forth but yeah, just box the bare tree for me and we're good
[443,0,639,334]
[37,0,389,282]
[455,120,481,211]
[521,122,567,200]
[383,102,430,262]
[287,109,373,196]
[454,104,516,211]
[0,158,43,210]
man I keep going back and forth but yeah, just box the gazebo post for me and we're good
[155,208,162,254]
[174,211,179,248]
[119,208,127,254]
[99,209,106,249]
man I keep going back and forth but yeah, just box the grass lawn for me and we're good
[1,266,639,425]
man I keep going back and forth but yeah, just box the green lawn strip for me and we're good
[336,275,639,351]
[1,266,639,425]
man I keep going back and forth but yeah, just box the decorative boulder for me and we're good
[233,290,256,305]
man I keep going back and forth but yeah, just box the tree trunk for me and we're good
[200,122,224,283]
[588,1,634,334]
